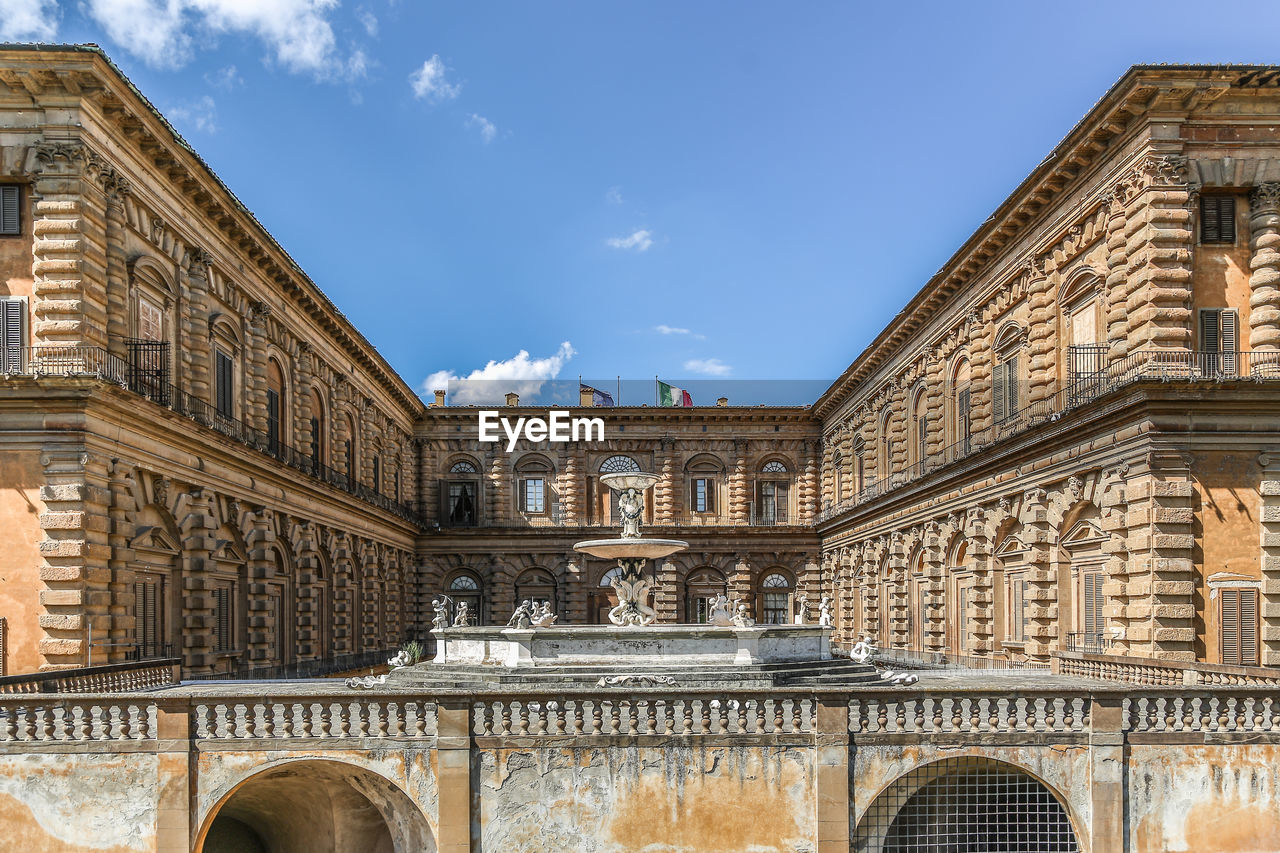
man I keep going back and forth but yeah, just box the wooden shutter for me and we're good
[0,299,24,373]
[957,388,971,441]
[1201,195,1236,244]
[0,185,17,235]
[1221,310,1239,375]
[214,586,231,652]
[1221,588,1259,667]
[215,350,233,417]
[1005,354,1019,417]
[993,361,1008,423]
[518,478,528,512]
[1200,309,1221,356]
[1083,571,1104,636]
[438,478,449,522]
[776,482,789,523]
[706,479,715,513]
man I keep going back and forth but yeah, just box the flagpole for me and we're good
[655,375,659,406]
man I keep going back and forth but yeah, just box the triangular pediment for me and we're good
[130,525,178,554]
[1062,519,1106,549]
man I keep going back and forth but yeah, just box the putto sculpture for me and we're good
[531,601,558,628]
[818,595,834,627]
[506,600,535,629]
[453,601,472,628]
[708,593,734,627]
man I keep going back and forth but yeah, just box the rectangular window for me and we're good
[1006,574,1027,643]
[993,356,1019,423]
[760,481,789,524]
[310,415,321,467]
[957,387,971,449]
[1199,308,1240,376]
[763,593,789,624]
[214,349,234,419]
[0,298,24,373]
[1082,571,1106,637]
[0,185,18,236]
[372,456,381,493]
[344,439,353,481]
[138,297,163,342]
[521,478,545,513]
[1221,587,1259,667]
[133,576,164,659]
[212,584,234,653]
[266,390,281,451]
[1201,195,1237,244]
[691,478,714,513]
[447,481,477,525]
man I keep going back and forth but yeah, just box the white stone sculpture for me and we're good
[453,601,471,628]
[708,593,733,627]
[616,487,644,539]
[796,595,809,624]
[818,595,834,627]
[608,567,657,626]
[596,674,677,687]
[506,600,534,629]
[431,598,450,631]
[850,635,877,663]
[531,601,558,628]
[732,603,755,628]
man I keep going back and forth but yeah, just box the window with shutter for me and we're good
[0,185,18,236]
[1221,310,1239,376]
[1201,195,1237,244]
[993,361,1008,423]
[0,299,24,373]
[267,390,281,450]
[957,388,971,446]
[1221,588,1259,667]
[213,585,233,652]
[1083,571,1105,636]
[215,349,234,418]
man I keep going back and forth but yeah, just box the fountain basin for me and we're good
[430,624,832,668]
[598,472,661,492]
[573,538,689,560]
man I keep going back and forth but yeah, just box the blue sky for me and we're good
[4,1,1279,404]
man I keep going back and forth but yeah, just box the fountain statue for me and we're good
[572,472,688,627]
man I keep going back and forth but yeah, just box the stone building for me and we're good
[0,45,420,677]
[816,65,1280,671]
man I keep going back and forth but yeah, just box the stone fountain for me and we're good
[411,470,876,687]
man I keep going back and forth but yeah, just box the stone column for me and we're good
[888,384,908,476]
[1259,453,1280,666]
[924,353,945,458]
[965,508,995,657]
[1025,261,1056,405]
[1124,156,1193,353]
[1100,466,1132,656]
[179,487,217,674]
[245,506,275,666]
[294,521,319,659]
[886,533,908,649]
[101,172,130,360]
[244,303,271,433]
[729,439,749,523]
[799,441,818,524]
[1103,188,1131,363]
[487,450,508,523]
[36,450,101,668]
[564,559,589,624]
[729,555,753,617]
[181,249,213,404]
[1248,183,1280,353]
[921,523,947,652]
[655,437,676,523]
[292,342,314,450]
[105,460,138,662]
[1021,487,1056,662]
[967,311,994,441]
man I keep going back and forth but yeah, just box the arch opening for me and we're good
[199,759,433,853]
[854,756,1080,852]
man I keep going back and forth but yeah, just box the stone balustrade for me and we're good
[1055,649,1280,687]
[0,700,156,741]
[193,698,437,740]
[849,693,1091,735]
[0,659,179,695]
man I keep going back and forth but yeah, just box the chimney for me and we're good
[432,389,446,407]
[579,386,595,406]
[717,396,729,407]
[505,392,519,407]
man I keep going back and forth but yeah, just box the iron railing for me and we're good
[1064,632,1109,654]
[819,348,1280,523]
[3,345,422,525]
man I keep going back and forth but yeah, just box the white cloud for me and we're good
[357,7,378,36]
[205,64,242,90]
[167,95,217,134]
[410,55,460,101]
[422,342,576,405]
[605,186,623,205]
[607,229,653,252]
[83,0,360,80]
[684,358,732,376]
[0,0,58,40]
[655,325,689,335]
[466,113,497,143]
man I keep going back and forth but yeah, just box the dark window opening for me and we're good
[1201,195,1237,244]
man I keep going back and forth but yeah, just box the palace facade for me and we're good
[1,47,1280,684]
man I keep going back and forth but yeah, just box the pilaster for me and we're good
[1021,487,1056,661]
[1248,182,1280,352]
[1124,155,1194,352]
[729,439,749,522]
[966,508,995,656]
[1025,261,1055,404]
[1103,188,1130,363]
[179,487,217,673]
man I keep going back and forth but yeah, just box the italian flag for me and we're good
[657,379,693,407]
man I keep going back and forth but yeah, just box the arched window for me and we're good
[949,356,972,456]
[946,537,971,653]
[910,387,928,469]
[756,459,790,525]
[877,407,893,480]
[210,316,241,422]
[759,571,794,624]
[442,459,480,526]
[1063,272,1105,396]
[126,259,175,403]
[993,324,1026,425]
[447,571,483,625]
[266,359,286,453]
[515,568,557,609]
[309,388,326,469]
[685,567,727,623]
[599,455,640,473]
[516,454,555,517]
[685,454,724,516]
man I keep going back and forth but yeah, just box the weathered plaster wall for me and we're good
[475,745,816,853]
[0,449,49,674]
[1195,451,1262,662]
[1129,743,1280,853]
[0,753,159,853]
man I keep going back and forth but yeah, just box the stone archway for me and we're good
[853,756,1080,852]
[198,759,433,853]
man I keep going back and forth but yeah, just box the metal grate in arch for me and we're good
[855,757,1079,853]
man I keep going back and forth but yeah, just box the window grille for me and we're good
[450,460,477,474]
[762,460,787,473]
[600,454,640,473]
[854,757,1080,852]
[1201,195,1236,244]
